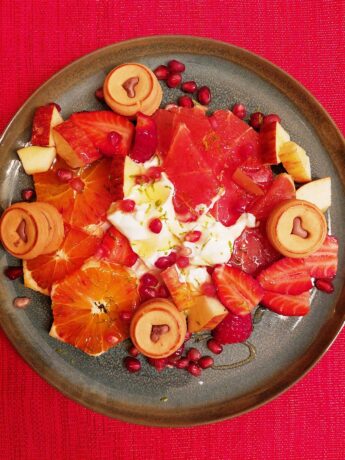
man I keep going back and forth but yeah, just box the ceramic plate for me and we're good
[1,36,344,426]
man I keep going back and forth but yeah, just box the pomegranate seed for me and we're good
[197,86,211,105]
[206,266,215,275]
[120,310,133,322]
[249,112,264,130]
[176,256,189,268]
[70,177,85,193]
[168,252,177,264]
[207,339,223,354]
[135,174,150,185]
[56,168,73,183]
[139,285,157,301]
[128,345,140,357]
[232,103,246,119]
[154,65,169,80]
[105,334,118,345]
[147,357,167,372]
[119,199,135,212]
[48,102,61,112]
[185,230,201,242]
[209,115,218,129]
[173,344,185,356]
[21,188,36,202]
[179,246,192,257]
[95,87,105,101]
[187,363,202,377]
[108,131,122,148]
[124,356,141,373]
[149,218,163,234]
[263,114,281,125]
[4,266,23,280]
[13,296,31,309]
[201,282,217,297]
[167,59,185,73]
[157,284,169,298]
[155,256,171,270]
[176,358,189,369]
[147,166,162,180]
[199,356,214,369]
[187,348,201,362]
[315,279,334,294]
[140,273,159,287]
[127,252,138,267]
[184,332,192,342]
[167,73,182,88]
[181,81,197,93]
[178,96,194,108]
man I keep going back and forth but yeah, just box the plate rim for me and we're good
[0,35,345,427]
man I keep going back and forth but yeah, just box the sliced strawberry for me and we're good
[212,265,264,316]
[257,258,312,295]
[70,111,134,155]
[305,235,338,279]
[109,154,126,200]
[98,227,137,267]
[261,291,310,316]
[161,265,195,311]
[130,113,158,163]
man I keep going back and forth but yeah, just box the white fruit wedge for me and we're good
[187,295,228,333]
[279,141,311,183]
[260,121,290,164]
[296,177,331,212]
[31,104,63,147]
[17,146,56,174]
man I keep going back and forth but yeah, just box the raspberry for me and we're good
[212,311,253,344]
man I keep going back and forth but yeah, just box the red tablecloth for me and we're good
[1,1,344,459]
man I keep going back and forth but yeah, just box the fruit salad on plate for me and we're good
[0,59,338,377]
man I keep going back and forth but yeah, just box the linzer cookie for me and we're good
[0,202,64,260]
[103,63,162,117]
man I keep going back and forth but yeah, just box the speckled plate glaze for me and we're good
[1,36,345,427]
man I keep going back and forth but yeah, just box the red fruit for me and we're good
[197,86,211,105]
[212,311,253,344]
[207,339,223,354]
[176,358,189,369]
[139,285,157,301]
[128,345,139,357]
[140,273,159,287]
[168,251,177,264]
[187,363,202,377]
[257,258,312,295]
[187,348,201,362]
[70,111,134,156]
[120,310,133,322]
[135,174,150,185]
[119,199,135,212]
[155,256,172,270]
[31,104,62,147]
[198,356,214,369]
[232,168,264,196]
[315,279,334,294]
[149,218,163,234]
[185,230,201,242]
[147,357,167,372]
[21,188,36,201]
[305,235,338,279]
[48,102,61,112]
[176,256,189,268]
[213,265,264,315]
[181,81,197,93]
[178,96,194,108]
[153,65,169,80]
[167,59,185,73]
[4,266,23,280]
[161,265,195,311]
[147,166,162,180]
[124,356,141,373]
[263,114,281,125]
[201,282,217,297]
[95,87,105,101]
[130,113,158,163]
[56,168,73,183]
[232,103,246,119]
[98,227,137,267]
[98,131,123,157]
[249,112,264,130]
[157,284,169,298]
[69,177,85,193]
[262,291,310,316]
[259,120,289,165]
[179,247,192,257]
[167,73,182,88]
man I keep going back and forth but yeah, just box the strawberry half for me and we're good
[212,265,264,316]
[161,265,195,311]
[305,235,338,279]
[70,111,134,155]
[97,227,137,267]
[257,257,312,295]
[261,291,310,316]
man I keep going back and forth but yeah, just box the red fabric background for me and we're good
[1,1,344,459]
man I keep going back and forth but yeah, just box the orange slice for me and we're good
[50,259,139,355]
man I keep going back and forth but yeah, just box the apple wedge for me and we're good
[188,296,228,333]
[279,141,311,183]
[161,265,196,311]
[52,120,101,168]
[31,104,63,147]
[17,146,56,174]
[260,121,290,164]
[296,177,331,212]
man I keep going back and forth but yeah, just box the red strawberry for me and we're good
[212,265,264,316]
[305,235,338,279]
[70,111,134,155]
[261,291,310,316]
[257,258,312,295]
[212,310,253,344]
[161,265,195,311]
[109,155,126,200]
[130,113,158,163]
[98,227,137,267]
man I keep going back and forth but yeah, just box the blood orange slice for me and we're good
[50,259,139,355]
[24,226,100,295]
